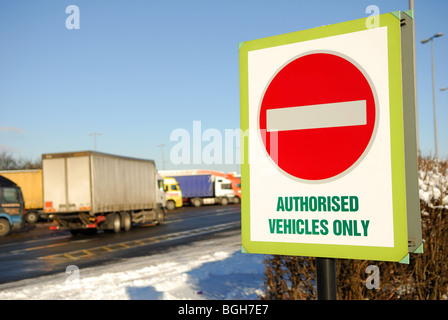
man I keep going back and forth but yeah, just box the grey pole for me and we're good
[431,39,439,160]
[421,33,443,159]
[89,132,101,151]
[316,257,337,300]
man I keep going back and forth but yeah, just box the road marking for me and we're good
[23,235,72,245]
[4,211,238,258]
[10,241,70,254]
[266,100,367,132]
[8,238,92,255]
[39,221,240,262]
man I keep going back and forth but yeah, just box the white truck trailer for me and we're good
[42,151,166,235]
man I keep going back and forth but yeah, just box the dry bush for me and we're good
[260,157,448,300]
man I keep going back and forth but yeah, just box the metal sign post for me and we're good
[316,258,337,300]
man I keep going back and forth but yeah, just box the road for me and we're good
[0,204,240,285]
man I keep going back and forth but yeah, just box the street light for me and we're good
[89,132,101,151]
[420,33,443,44]
[421,32,443,159]
[441,87,448,92]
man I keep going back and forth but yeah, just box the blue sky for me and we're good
[1,0,447,173]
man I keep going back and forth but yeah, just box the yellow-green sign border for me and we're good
[239,12,408,262]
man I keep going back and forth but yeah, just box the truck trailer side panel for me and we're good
[174,175,214,198]
[43,152,158,214]
[0,170,43,210]
[91,154,156,213]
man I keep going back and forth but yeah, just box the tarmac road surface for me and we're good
[0,204,240,285]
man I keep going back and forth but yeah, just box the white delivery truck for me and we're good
[42,151,166,235]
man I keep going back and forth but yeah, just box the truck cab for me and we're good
[0,176,25,236]
[156,174,167,209]
[163,177,183,210]
[214,177,235,205]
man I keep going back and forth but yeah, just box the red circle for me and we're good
[259,53,376,181]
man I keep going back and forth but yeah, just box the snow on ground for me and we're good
[0,229,268,300]
[418,161,448,208]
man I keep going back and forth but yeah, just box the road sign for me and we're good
[240,12,412,262]
[259,52,377,181]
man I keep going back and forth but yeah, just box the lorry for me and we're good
[0,169,43,224]
[161,172,235,207]
[225,173,241,204]
[160,169,241,204]
[163,177,182,210]
[42,151,166,235]
[0,175,25,236]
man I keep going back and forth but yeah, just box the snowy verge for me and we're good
[419,161,448,209]
[0,229,268,300]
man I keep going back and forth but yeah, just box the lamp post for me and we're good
[421,32,443,159]
[89,132,101,151]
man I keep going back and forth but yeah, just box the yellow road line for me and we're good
[23,242,69,252]
[39,221,240,262]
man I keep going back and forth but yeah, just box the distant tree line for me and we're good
[0,152,42,170]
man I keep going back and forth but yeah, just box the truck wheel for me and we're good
[0,219,11,237]
[191,198,202,207]
[220,197,229,206]
[105,212,122,233]
[112,213,121,233]
[26,211,39,224]
[233,196,240,204]
[166,200,176,211]
[121,212,132,232]
[155,207,165,225]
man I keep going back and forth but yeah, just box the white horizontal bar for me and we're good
[266,100,367,132]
